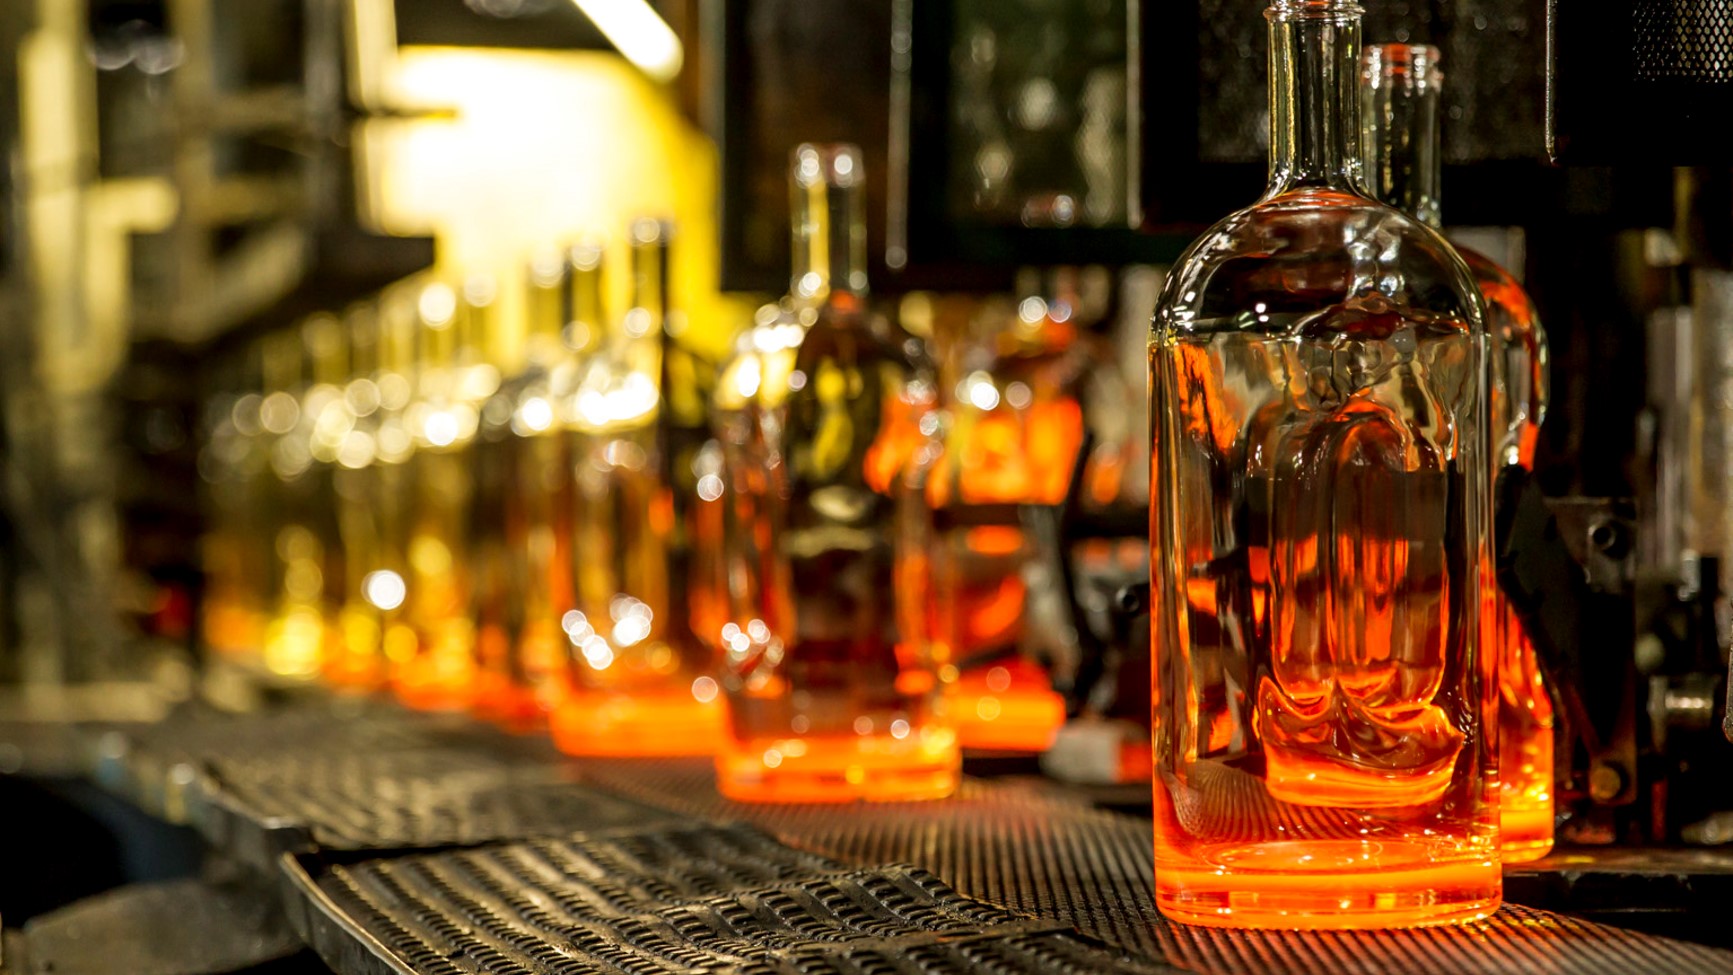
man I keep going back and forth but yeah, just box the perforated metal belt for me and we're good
[75,700,1733,975]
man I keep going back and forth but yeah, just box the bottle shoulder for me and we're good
[1154,189,1485,340]
[1459,245,1545,342]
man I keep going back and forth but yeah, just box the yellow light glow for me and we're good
[571,0,684,83]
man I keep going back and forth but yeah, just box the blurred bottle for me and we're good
[471,274,531,725]
[924,271,1086,753]
[199,344,273,663]
[394,276,493,710]
[254,322,339,681]
[365,285,422,687]
[548,220,724,755]
[1363,43,1553,862]
[712,143,954,801]
[325,302,391,690]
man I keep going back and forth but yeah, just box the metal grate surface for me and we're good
[79,701,1733,975]
[1635,0,1733,82]
[573,759,1733,975]
[200,749,671,867]
[87,701,672,867]
[286,822,1173,975]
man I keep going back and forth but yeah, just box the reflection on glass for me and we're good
[548,220,724,756]
[1148,0,1498,928]
[1363,43,1553,863]
[713,144,956,802]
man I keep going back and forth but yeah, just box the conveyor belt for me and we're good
[57,700,1733,975]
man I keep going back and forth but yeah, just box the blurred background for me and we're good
[5,0,1733,949]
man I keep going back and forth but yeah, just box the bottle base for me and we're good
[549,688,722,757]
[1155,840,1501,930]
[1498,799,1554,863]
[717,735,960,803]
[953,662,1066,752]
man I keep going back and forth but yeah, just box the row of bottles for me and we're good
[1148,0,1550,931]
[199,144,1149,802]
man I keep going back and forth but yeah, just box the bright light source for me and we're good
[362,570,407,611]
[571,0,684,83]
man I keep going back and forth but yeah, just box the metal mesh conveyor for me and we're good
[51,700,1733,975]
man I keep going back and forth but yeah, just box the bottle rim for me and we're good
[1362,43,1445,89]
[1265,0,1363,22]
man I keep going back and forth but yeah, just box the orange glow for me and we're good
[950,661,1065,753]
[549,686,723,757]
[716,730,960,803]
[1499,607,1554,861]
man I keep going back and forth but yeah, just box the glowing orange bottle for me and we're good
[1148,0,1500,928]
[712,144,957,802]
[1362,43,1553,861]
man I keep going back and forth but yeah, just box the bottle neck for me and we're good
[564,245,605,354]
[1362,44,1444,228]
[1267,2,1365,194]
[626,221,671,343]
[790,144,868,311]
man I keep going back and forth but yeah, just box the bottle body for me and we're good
[1150,193,1499,926]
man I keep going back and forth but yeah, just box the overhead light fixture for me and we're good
[570,0,683,83]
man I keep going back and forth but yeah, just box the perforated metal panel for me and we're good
[1551,0,1733,161]
[573,759,1733,975]
[285,823,1172,975]
[76,701,1733,975]
[1634,0,1733,81]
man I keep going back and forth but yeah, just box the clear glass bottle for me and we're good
[712,143,955,802]
[1363,43,1553,863]
[548,221,724,755]
[925,273,1082,753]
[1148,0,1498,928]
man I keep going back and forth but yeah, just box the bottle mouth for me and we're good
[1361,43,1444,89]
[1265,0,1364,22]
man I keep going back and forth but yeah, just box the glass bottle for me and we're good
[393,276,491,710]
[471,275,530,725]
[327,302,390,690]
[258,325,337,681]
[549,221,724,755]
[712,143,955,802]
[925,272,1082,753]
[1148,0,1498,928]
[1363,43,1553,863]
[368,284,421,682]
[199,346,272,663]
